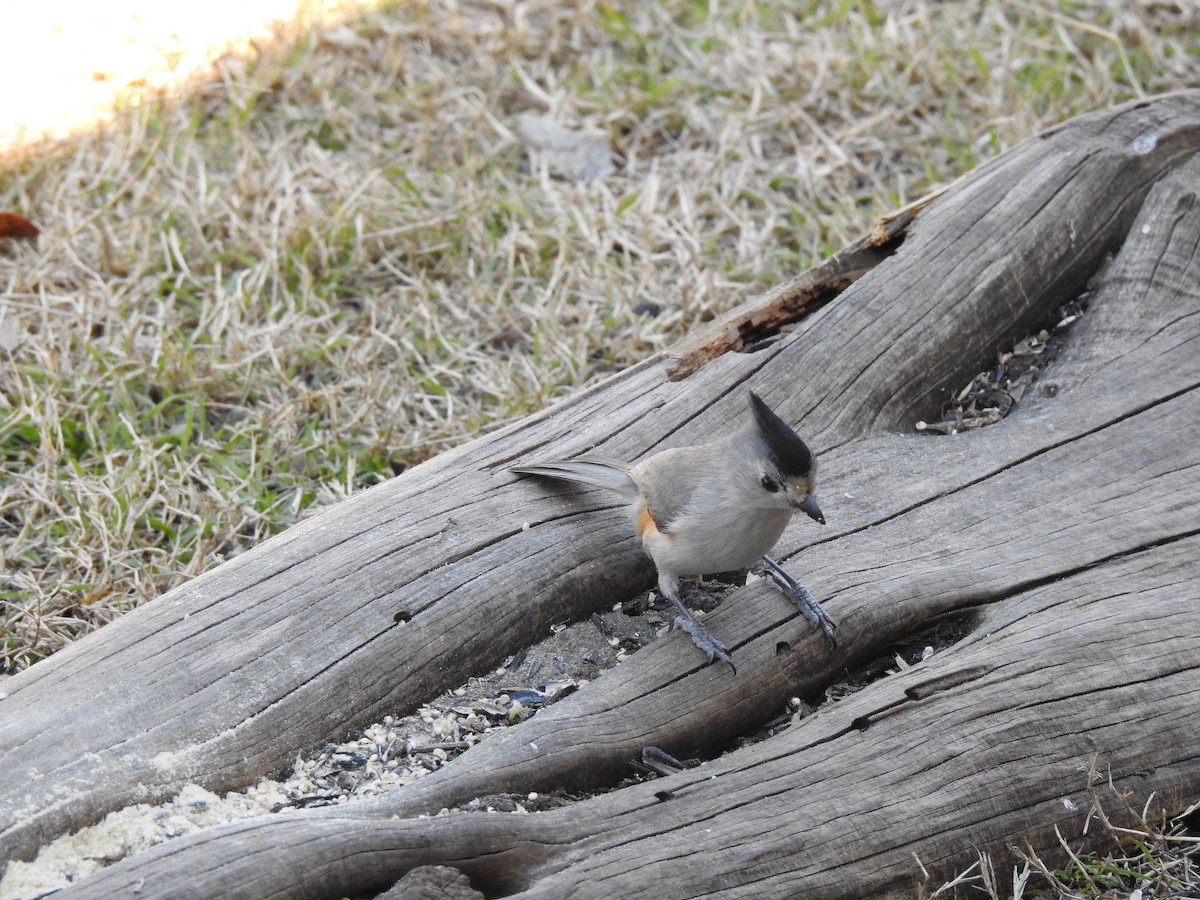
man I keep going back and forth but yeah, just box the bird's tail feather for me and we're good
[511,455,638,498]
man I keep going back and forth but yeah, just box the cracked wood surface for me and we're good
[4,92,1200,897]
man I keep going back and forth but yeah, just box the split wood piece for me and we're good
[3,91,1200,895]
[663,194,930,381]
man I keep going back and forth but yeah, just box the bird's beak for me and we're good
[796,493,825,525]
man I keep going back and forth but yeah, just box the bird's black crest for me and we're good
[748,391,815,477]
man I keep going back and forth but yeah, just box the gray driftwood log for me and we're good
[4,91,1200,898]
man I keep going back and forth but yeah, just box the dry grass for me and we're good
[1,0,1197,673]
[928,760,1200,898]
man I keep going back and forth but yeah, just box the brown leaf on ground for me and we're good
[0,212,38,241]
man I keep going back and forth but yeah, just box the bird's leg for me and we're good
[761,555,837,647]
[659,581,735,673]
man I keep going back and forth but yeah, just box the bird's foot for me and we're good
[673,613,736,674]
[762,555,837,647]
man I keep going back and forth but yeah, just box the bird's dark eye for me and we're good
[760,475,780,493]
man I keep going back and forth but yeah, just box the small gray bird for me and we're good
[511,391,834,671]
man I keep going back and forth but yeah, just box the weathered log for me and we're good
[3,91,1200,898]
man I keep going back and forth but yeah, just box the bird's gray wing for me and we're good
[631,447,699,533]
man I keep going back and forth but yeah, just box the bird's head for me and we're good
[748,391,824,524]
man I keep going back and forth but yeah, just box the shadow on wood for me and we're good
[3,91,1200,898]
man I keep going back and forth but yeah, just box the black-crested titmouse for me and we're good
[512,391,835,672]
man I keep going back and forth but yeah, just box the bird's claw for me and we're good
[762,556,837,648]
[674,615,736,674]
